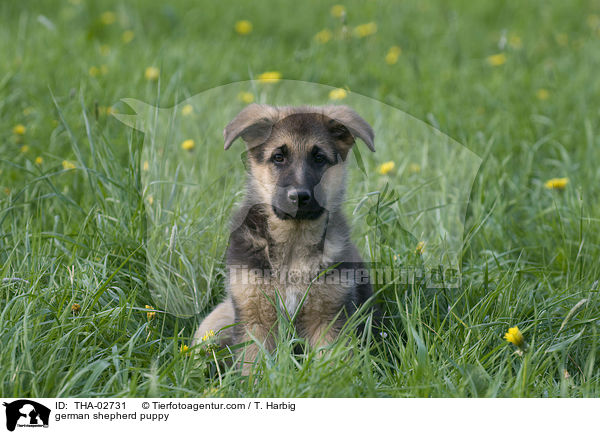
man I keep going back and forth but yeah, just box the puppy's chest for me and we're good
[229,220,351,315]
[269,244,351,315]
[271,246,322,314]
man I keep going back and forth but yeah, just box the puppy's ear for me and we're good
[322,105,375,152]
[223,104,278,150]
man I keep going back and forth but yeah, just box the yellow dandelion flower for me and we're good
[35,156,43,165]
[71,303,81,314]
[234,20,253,35]
[89,66,100,77]
[62,160,76,170]
[145,305,156,321]
[20,145,30,153]
[105,106,115,115]
[237,91,254,104]
[201,386,220,397]
[201,329,216,342]
[181,139,195,151]
[415,241,425,255]
[100,11,116,25]
[329,88,347,100]
[100,64,109,75]
[378,161,395,175]
[180,344,190,354]
[536,88,550,101]
[487,53,507,66]
[145,66,159,81]
[572,38,584,50]
[314,29,333,44]
[100,44,110,56]
[353,22,377,38]
[181,104,194,116]
[148,195,154,205]
[143,160,149,171]
[330,5,346,18]
[13,124,26,135]
[504,326,525,348]
[122,30,135,44]
[586,14,600,29]
[544,177,569,190]
[508,35,522,49]
[408,163,421,174]
[555,33,569,47]
[257,71,282,83]
[385,46,402,65]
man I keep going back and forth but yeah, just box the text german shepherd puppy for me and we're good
[193,104,375,374]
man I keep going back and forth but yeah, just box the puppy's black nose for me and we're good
[287,188,312,206]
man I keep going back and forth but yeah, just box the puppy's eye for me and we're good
[272,153,285,164]
[313,153,327,164]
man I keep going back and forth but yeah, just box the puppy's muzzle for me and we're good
[287,188,312,206]
[273,187,325,220]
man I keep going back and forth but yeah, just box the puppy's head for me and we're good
[224,104,375,220]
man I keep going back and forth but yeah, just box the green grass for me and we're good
[1,0,600,397]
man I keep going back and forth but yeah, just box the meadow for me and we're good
[1,0,599,397]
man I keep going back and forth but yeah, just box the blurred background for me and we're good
[2,0,599,145]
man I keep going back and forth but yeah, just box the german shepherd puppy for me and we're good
[193,104,375,374]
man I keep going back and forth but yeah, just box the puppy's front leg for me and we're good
[301,291,347,350]
[237,321,276,376]
[306,321,340,349]
[232,287,277,376]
